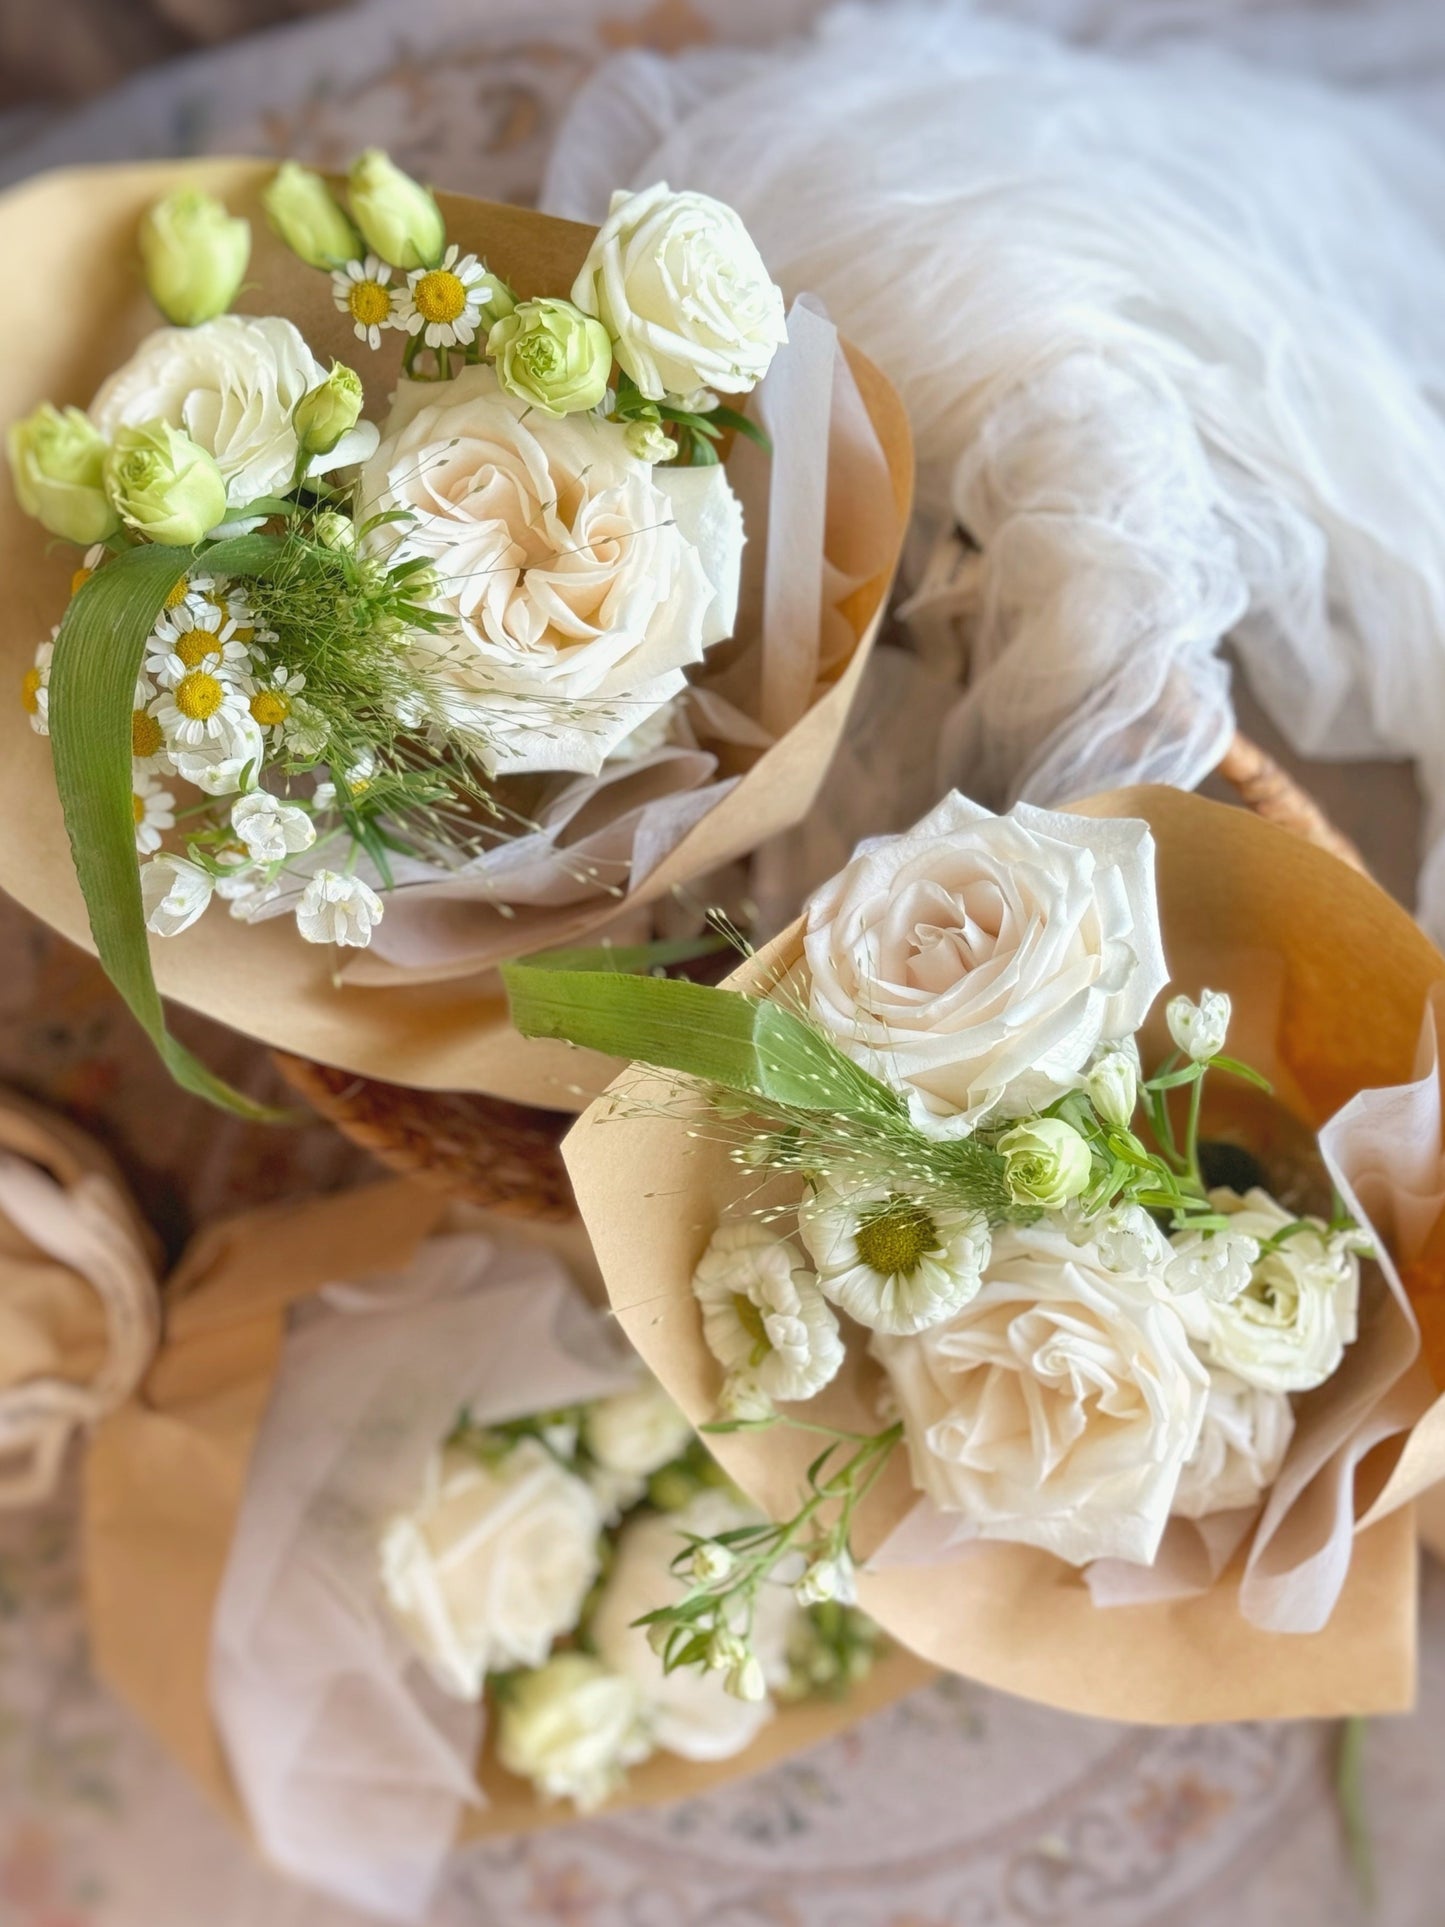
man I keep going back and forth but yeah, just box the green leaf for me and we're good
[502,963,906,1120]
[1208,1054,1274,1093]
[525,935,727,975]
[49,535,293,1122]
[707,404,773,453]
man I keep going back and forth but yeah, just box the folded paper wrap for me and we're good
[0,160,912,1110]
[561,785,1445,1722]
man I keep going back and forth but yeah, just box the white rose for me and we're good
[378,1440,602,1700]
[590,1491,799,1762]
[872,1219,1209,1567]
[1173,1188,1361,1394]
[90,316,378,515]
[582,1379,693,1519]
[495,1653,651,1809]
[140,853,214,936]
[1172,1365,1294,1520]
[357,364,743,777]
[803,795,1167,1138]
[571,182,787,402]
[691,1220,844,1411]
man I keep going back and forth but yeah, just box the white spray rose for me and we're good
[89,316,378,512]
[378,1440,602,1699]
[571,182,787,402]
[803,795,1167,1138]
[495,1653,651,1810]
[1172,1366,1295,1520]
[358,363,743,777]
[1172,1188,1361,1394]
[140,854,214,936]
[581,1379,694,1519]
[590,1491,799,1762]
[691,1220,844,1412]
[872,1219,1209,1567]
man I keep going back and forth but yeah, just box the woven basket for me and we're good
[272,731,1366,1215]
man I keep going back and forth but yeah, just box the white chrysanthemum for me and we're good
[295,869,384,947]
[332,254,401,350]
[140,854,214,936]
[397,245,497,349]
[691,1221,843,1412]
[151,663,251,748]
[230,791,316,864]
[22,634,54,736]
[131,772,175,855]
[1172,1366,1294,1520]
[797,1180,991,1336]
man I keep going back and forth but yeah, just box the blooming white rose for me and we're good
[1172,1188,1361,1394]
[803,795,1167,1138]
[89,316,378,516]
[797,1179,990,1335]
[379,1440,602,1700]
[581,1379,694,1520]
[140,853,213,936]
[872,1219,1209,1567]
[1172,1366,1294,1520]
[495,1653,651,1809]
[230,791,316,863]
[590,1491,799,1762]
[692,1221,844,1411]
[571,182,787,402]
[295,870,384,947]
[358,364,743,776]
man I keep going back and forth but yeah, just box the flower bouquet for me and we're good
[510,784,1445,1721]
[0,155,909,1114]
[84,1182,928,1917]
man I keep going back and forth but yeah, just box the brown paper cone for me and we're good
[561,785,1445,1722]
[0,161,912,1110]
[83,1180,931,1848]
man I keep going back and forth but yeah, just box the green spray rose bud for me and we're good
[488,297,613,417]
[347,149,445,270]
[262,161,362,270]
[998,1117,1093,1209]
[104,420,228,546]
[624,416,678,463]
[139,189,250,327]
[311,508,356,551]
[292,361,365,458]
[6,403,119,544]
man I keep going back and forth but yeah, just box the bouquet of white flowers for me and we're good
[0,157,908,1113]
[509,785,1445,1722]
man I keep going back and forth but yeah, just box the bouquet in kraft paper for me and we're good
[0,154,909,1114]
[507,785,1445,1722]
[83,1184,929,1919]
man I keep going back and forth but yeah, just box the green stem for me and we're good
[1335,1716,1375,1906]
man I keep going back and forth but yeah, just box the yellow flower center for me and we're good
[70,566,92,597]
[233,625,255,645]
[349,279,393,327]
[132,792,146,826]
[250,689,290,727]
[175,671,224,721]
[174,627,220,668]
[413,269,466,324]
[853,1197,940,1279]
[132,708,163,757]
[20,668,42,714]
[164,576,190,610]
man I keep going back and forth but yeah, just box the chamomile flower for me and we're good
[398,245,493,349]
[131,772,176,855]
[152,664,250,748]
[798,1180,991,1337]
[332,255,400,349]
[67,544,110,601]
[21,633,55,736]
[146,603,251,682]
[130,698,173,775]
[245,665,306,740]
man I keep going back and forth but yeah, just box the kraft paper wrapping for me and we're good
[0,161,912,1111]
[561,786,1445,1722]
[81,1181,932,1866]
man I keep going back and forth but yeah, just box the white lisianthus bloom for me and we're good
[872,1219,1209,1567]
[691,1221,844,1412]
[581,1379,693,1520]
[571,182,787,402]
[140,854,214,936]
[358,363,743,776]
[797,1180,990,1336]
[495,1654,652,1810]
[803,795,1167,1138]
[89,316,379,517]
[230,791,316,864]
[590,1491,798,1762]
[1172,1188,1361,1394]
[1166,988,1231,1064]
[1172,1366,1294,1520]
[379,1440,602,1701]
[295,870,384,947]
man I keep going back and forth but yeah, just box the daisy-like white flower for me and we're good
[245,665,306,740]
[295,870,384,947]
[130,691,173,775]
[131,772,176,855]
[691,1221,844,1413]
[152,661,250,749]
[332,255,400,350]
[67,543,111,602]
[146,602,252,682]
[21,633,55,736]
[398,245,495,349]
[797,1181,991,1337]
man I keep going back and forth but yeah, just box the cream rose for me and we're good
[89,315,378,513]
[590,1491,799,1762]
[358,363,743,776]
[1171,1365,1294,1519]
[495,1653,651,1809]
[803,794,1168,1137]
[378,1440,602,1700]
[872,1219,1209,1567]
[571,182,787,402]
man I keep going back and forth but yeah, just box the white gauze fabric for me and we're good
[545,0,1445,938]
